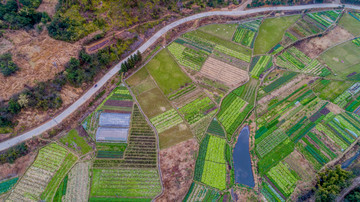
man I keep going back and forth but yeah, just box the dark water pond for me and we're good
[233,125,255,187]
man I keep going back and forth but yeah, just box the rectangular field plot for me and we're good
[233,19,261,47]
[179,96,217,125]
[145,49,192,95]
[199,23,238,41]
[150,109,183,133]
[64,162,90,202]
[182,30,252,62]
[306,10,341,30]
[96,127,129,142]
[90,169,162,198]
[60,129,92,155]
[262,72,297,94]
[98,113,131,128]
[276,46,312,71]
[218,93,253,136]
[319,41,360,81]
[339,12,360,36]
[168,42,209,71]
[266,162,299,198]
[194,135,227,190]
[200,57,249,87]
[7,143,77,201]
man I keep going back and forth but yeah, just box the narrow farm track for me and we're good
[1,3,360,152]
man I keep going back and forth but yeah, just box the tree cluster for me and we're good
[0,143,29,164]
[345,187,360,202]
[120,51,142,73]
[0,0,50,30]
[315,165,353,202]
[0,53,19,77]
[0,38,135,128]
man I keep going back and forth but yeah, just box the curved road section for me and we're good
[0,3,358,151]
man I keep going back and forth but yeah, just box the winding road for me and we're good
[1,3,359,151]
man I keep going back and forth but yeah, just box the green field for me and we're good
[339,12,360,36]
[145,49,192,95]
[254,15,300,55]
[319,41,360,79]
[199,24,238,41]
[60,129,92,155]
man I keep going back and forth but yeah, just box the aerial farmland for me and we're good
[3,3,360,202]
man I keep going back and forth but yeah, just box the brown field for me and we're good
[156,138,198,202]
[296,26,354,58]
[171,88,204,108]
[0,30,81,100]
[200,57,249,87]
[158,123,194,150]
[284,150,316,181]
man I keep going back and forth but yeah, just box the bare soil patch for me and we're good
[0,151,36,180]
[295,26,354,58]
[36,0,58,17]
[0,30,81,100]
[0,38,13,55]
[156,138,198,202]
[200,57,249,88]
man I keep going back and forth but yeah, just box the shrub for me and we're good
[0,53,19,76]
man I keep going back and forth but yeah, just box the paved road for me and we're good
[1,3,359,151]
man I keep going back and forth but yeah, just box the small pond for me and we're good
[233,125,255,187]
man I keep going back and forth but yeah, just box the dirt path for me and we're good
[336,176,360,202]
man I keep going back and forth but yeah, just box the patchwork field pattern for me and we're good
[7,143,78,201]
[91,104,162,200]
[184,182,221,202]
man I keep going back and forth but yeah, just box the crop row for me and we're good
[289,18,323,38]
[263,72,297,93]
[183,30,252,62]
[303,59,331,77]
[232,27,256,47]
[201,161,226,190]
[184,182,221,202]
[207,119,225,137]
[267,162,298,197]
[168,42,209,71]
[261,182,285,202]
[41,153,78,201]
[179,96,216,125]
[306,10,340,29]
[168,84,196,101]
[218,96,247,132]
[205,135,227,163]
[316,123,349,150]
[256,129,288,158]
[250,55,272,78]
[239,19,262,31]
[150,109,183,133]
[277,47,311,70]
[90,168,162,198]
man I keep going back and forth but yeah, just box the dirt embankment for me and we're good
[295,26,354,59]
[156,138,198,202]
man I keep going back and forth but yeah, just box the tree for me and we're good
[17,93,28,107]
[8,98,21,114]
[315,165,353,202]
